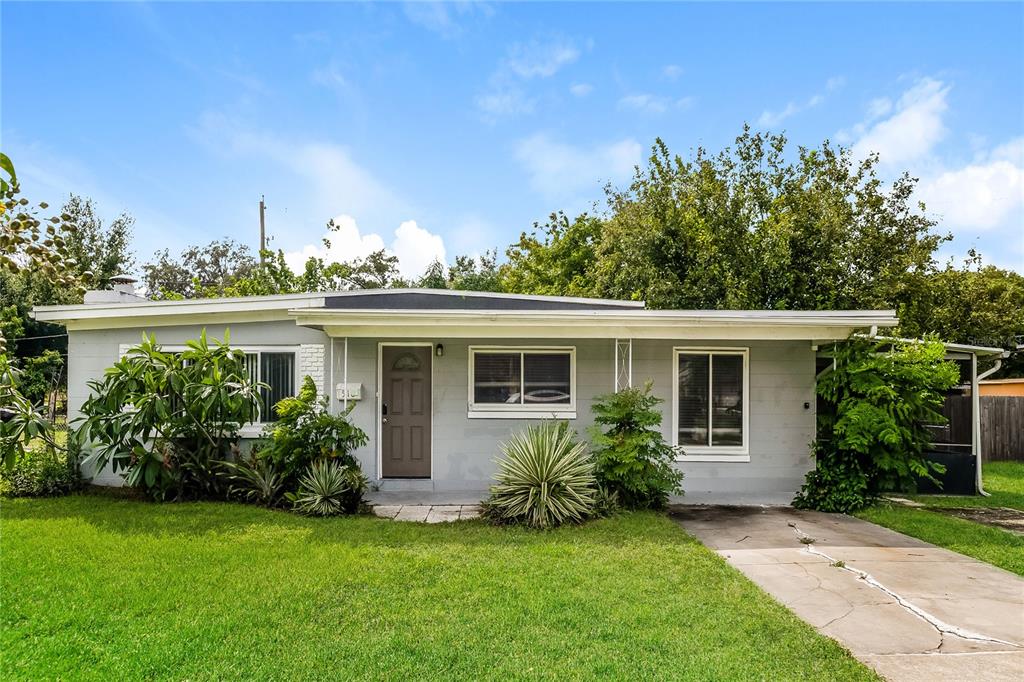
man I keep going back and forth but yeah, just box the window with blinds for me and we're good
[675,348,748,453]
[470,348,574,413]
[241,351,296,423]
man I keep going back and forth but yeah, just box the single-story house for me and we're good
[34,285,909,501]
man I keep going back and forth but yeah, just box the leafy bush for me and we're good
[0,438,78,497]
[794,337,960,513]
[16,350,64,407]
[289,459,368,516]
[483,421,596,529]
[76,331,264,501]
[257,376,368,491]
[590,383,683,509]
[220,456,285,507]
[1,353,62,469]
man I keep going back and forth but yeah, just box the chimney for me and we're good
[84,274,146,304]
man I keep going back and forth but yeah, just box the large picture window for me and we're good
[673,347,748,457]
[469,347,575,417]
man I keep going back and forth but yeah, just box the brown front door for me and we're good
[381,345,432,478]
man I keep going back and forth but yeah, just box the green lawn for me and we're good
[856,461,1024,577]
[2,496,874,681]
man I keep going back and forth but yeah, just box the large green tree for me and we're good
[503,129,946,311]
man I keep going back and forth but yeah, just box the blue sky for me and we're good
[3,1,1023,277]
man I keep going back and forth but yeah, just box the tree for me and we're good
[142,238,257,299]
[416,260,448,289]
[500,129,947,312]
[75,331,264,501]
[60,195,135,285]
[501,212,603,297]
[898,250,1024,376]
[0,153,83,295]
[448,250,502,292]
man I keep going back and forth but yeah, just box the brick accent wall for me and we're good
[299,343,326,394]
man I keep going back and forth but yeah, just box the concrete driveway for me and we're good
[673,506,1024,682]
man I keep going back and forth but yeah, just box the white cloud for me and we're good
[284,215,446,279]
[475,88,534,117]
[403,1,492,39]
[475,36,583,120]
[189,112,401,226]
[514,134,642,199]
[618,93,693,115]
[866,97,893,120]
[758,76,844,127]
[917,137,1024,233]
[850,78,950,165]
[569,82,593,97]
[663,64,683,80]
[505,38,580,79]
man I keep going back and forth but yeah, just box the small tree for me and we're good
[76,331,263,500]
[590,382,683,509]
[794,337,960,512]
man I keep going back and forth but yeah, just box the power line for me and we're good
[10,333,69,342]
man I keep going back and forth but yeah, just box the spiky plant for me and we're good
[289,460,367,516]
[483,421,596,529]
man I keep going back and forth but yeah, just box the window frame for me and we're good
[163,344,301,435]
[672,346,750,461]
[467,346,577,419]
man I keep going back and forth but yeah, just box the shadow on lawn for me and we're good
[2,493,693,550]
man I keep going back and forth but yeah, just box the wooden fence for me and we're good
[982,396,1024,461]
[943,395,1024,462]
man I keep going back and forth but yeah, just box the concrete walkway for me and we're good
[372,504,482,523]
[673,506,1024,682]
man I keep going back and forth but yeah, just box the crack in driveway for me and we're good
[787,522,1020,651]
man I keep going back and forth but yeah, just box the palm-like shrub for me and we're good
[219,457,285,507]
[289,460,368,516]
[483,421,596,529]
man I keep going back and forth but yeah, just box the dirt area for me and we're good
[932,506,1024,535]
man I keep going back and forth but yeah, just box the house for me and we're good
[979,378,1024,397]
[33,287,903,502]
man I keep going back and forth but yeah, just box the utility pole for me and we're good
[259,195,266,266]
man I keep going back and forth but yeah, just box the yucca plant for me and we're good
[219,457,285,507]
[483,421,596,529]
[288,460,368,516]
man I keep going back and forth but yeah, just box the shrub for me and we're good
[258,377,368,492]
[483,421,596,529]
[76,331,263,501]
[0,438,78,497]
[219,456,285,507]
[590,383,683,509]
[289,459,368,516]
[793,337,960,513]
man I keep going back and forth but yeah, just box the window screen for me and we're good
[677,351,746,449]
[472,350,573,408]
[473,353,521,404]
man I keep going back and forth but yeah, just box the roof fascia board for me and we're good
[34,296,326,324]
[316,322,874,341]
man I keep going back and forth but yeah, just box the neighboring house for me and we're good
[33,287,901,500]
[979,378,1024,397]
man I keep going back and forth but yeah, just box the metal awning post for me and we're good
[343,337,349,410]
[614,338,633,392]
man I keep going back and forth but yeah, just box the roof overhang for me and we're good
[290,308,899,341]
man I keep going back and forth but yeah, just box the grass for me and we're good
[2,496,875,681]
[856,461,1024,577]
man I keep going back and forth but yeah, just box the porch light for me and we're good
[436,343,444,357]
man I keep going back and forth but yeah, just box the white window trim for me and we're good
[163,344,301,436]
[672,346,750,461]
[468,346,577,419]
